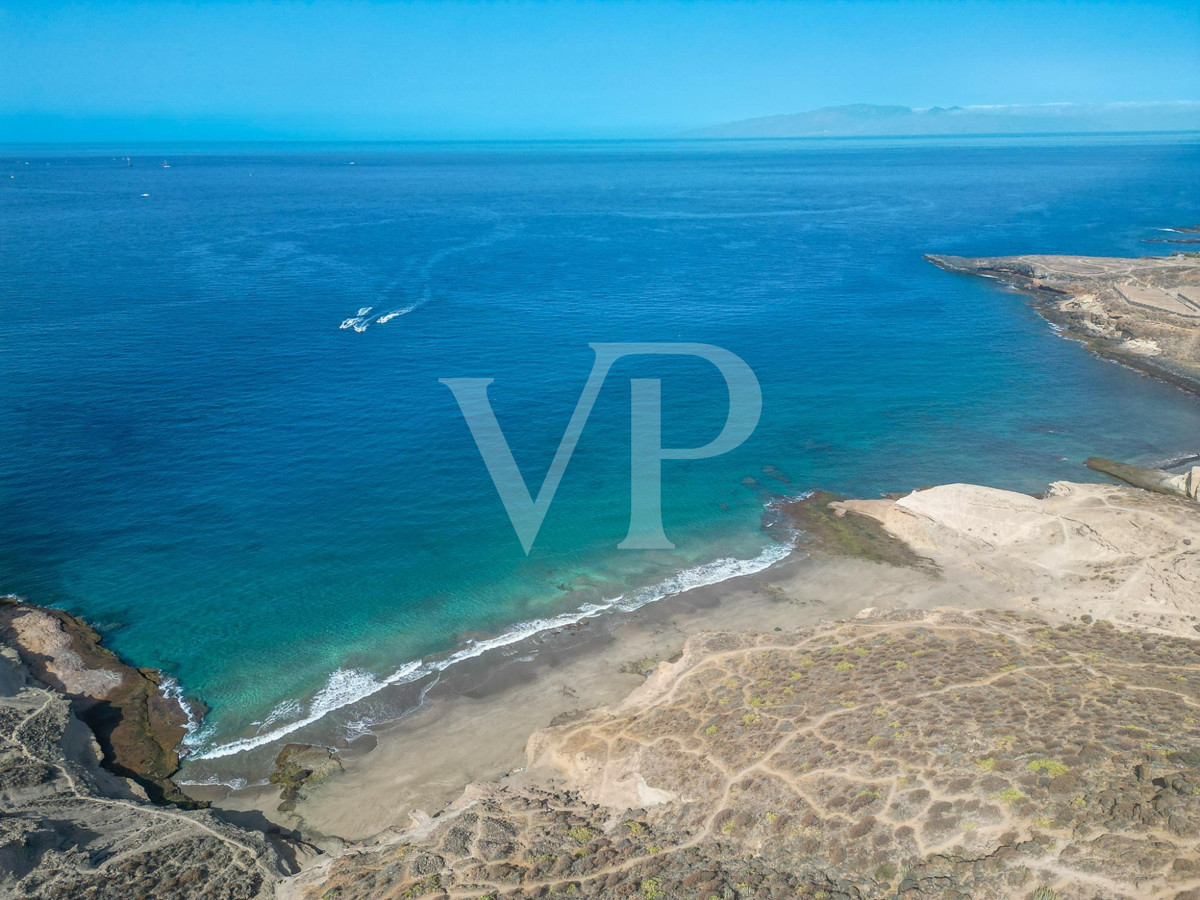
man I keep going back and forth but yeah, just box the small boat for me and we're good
[161,162,171,168]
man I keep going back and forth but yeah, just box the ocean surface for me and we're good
[3,135,1200,781]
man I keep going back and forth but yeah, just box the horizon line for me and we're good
[4,128,1200,148]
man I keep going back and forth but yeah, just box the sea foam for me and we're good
[189,541,790,759]
[158,675,203,739]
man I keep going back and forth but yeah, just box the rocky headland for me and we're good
[925,250,1200,393]
[0,598,197,806]
[0,598,302,899]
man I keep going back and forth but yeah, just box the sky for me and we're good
[2,0,1199,141]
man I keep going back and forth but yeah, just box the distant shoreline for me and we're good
[926,250,1200,396]
[3,129,1200,151]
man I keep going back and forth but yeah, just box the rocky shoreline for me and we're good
[0,596,199,806]
[0,597,305,899]
[926,248,1200,395]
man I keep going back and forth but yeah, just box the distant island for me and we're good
[683,101,1200,139]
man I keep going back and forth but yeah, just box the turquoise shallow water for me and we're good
[2,136,1199,775]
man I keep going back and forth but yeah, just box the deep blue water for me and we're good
[3,136,1199,775]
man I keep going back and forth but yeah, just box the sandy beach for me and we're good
[194,473,1200,843]
[194,548,968,840]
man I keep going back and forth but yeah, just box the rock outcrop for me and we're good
[1086,456,1200,502]
[0,629,294,899]
[270,744,344,813]
[0,596,195,805]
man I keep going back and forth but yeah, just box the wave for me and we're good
[174,773,254,790]
[191,660,424,759]
[188,540,790,760]
[158,675,203,738]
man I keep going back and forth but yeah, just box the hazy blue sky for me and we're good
[2,0,1199,140]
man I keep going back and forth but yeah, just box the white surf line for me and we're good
[189,541,792,760]
[158,676,203,741]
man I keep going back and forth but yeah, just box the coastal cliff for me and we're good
[0,597,196,805]
[0,601,297,899]
[926,251,1200,393]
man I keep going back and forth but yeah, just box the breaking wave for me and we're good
[189,540,790,759]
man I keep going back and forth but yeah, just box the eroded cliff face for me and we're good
[294,608,1200,900]
[925,252,1200,393]
[0,631,295,900]
[0,597,197,805]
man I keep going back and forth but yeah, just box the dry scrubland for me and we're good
[295,609,1200,900]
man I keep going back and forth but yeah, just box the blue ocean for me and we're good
[3,136,1199,779]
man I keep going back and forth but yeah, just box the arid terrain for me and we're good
[5,476,1200,899]
[287,607,1200,899]
[926,251,1200,392]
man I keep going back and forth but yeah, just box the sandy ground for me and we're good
[199,549,988,840]
[836,480,1200,636]
[197,480,1200,844]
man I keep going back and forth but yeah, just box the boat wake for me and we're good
[339,306,375,332]
[339,221,520,332]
